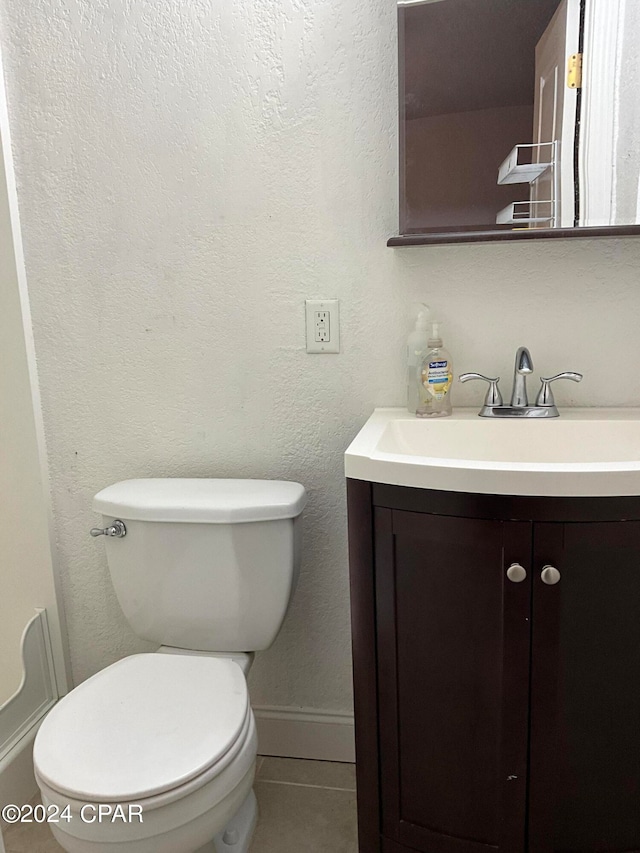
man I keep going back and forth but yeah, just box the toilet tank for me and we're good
[93,479,306,652]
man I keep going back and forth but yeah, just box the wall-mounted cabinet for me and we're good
[393,0,640,246]
[347,479,640,852]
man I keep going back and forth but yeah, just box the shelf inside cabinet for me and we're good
[496,201,554,226]
[497,143,554,185]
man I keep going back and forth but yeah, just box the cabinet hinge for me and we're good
[567,53,582,89]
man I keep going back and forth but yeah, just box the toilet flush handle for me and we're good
[90,520,127,538]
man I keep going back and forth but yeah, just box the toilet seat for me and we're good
[36,711,258,852]
[34,653,250,803]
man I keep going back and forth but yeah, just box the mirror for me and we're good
[397,0,640,242]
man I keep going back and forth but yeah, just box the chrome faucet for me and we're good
[511,346,534,408]
[459,347,582,418]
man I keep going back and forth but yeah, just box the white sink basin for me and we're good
[344,408,640,497]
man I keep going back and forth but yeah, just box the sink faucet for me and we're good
[511,346,534,408]
[459,347,582,418]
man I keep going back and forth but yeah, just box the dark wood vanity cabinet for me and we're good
[347,480,640,853]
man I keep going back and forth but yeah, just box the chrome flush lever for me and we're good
[90,520,127,538]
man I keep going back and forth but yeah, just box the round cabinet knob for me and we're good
[541,565,561,585]
[506,563,527,583]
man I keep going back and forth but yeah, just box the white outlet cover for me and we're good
[305,299,340,353]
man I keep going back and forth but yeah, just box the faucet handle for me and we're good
[459,373,503,407]
[536,372,583,407]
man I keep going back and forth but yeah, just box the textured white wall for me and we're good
[615,1,640,224]
[1,0,640,717]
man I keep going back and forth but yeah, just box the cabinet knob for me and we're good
[506,563,527,583]
[541,565,561,585]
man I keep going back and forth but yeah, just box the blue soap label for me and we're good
[421,358,451,400]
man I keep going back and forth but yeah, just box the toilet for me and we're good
[33,478,306,853]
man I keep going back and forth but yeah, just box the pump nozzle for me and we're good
[415,310,430,331]
[410,303,430,332]
[428,321,443,347]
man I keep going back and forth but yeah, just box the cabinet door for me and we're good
[374,508,531,853]
[529,522,640,852]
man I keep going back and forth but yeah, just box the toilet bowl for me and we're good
[35,654,258,853]
[33,479,306,852]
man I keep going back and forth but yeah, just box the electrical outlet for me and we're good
[305,299,340,353]
[315,311,330,342]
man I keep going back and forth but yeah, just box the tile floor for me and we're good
[1,757,358,853]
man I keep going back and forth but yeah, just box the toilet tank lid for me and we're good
[93,478,307,523]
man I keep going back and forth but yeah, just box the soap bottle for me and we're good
[417,322,453,417]
[406,305,431,413]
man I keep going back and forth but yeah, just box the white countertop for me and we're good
[344,408,640,497]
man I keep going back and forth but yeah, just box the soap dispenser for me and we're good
[417,321,453,417]
[406,304,431,413]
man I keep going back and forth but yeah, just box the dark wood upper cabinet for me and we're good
[393,0,640,246]
[348,481,640,853]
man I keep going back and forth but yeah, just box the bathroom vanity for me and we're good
[345,409,640,853]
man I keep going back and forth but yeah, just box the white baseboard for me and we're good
[253,706,355,763]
